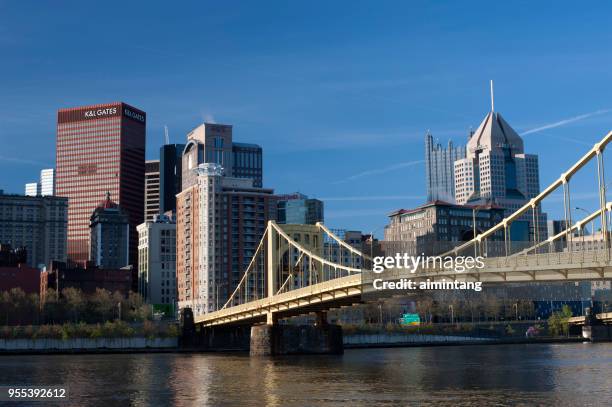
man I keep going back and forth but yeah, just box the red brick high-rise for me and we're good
[56,102,146,281]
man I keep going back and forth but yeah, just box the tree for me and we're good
[548,305,573,336]
[27,293,41,325]
[9,288,26,325]
[0,292,11,325]
[42,288,61,324]
[62,288,84,322]
[88,289,114,323]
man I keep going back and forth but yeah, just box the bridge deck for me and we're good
[197,249,612,327]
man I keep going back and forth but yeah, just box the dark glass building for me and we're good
[159,144,184,214]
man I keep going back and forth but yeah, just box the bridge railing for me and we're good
[440,131,612,261]
[219,221,368,311]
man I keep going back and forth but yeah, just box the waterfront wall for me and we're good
[0,337,178,351]
[344,333,494,346]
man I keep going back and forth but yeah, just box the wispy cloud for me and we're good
[521,109,612,136]
[0,155,48,166]
[326,208,393,219]
[321,195,425,202]
[333,160,425,184]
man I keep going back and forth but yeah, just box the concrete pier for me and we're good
[581,307,612,342]
[250,324,343,356]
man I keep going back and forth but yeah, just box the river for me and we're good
[0,343,610,406]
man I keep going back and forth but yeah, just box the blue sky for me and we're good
[1,1,612,235]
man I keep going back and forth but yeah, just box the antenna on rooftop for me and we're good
[164,125,170,145]
[490,80,495,112]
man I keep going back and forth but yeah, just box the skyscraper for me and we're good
[176,163,276,316]
[425,133,466,202]
[137,214,177,314]
[277,193,324,225]
[232,142,263,188]
[159,143,185,214]
[24,168,55,197]
[453,94,546,241]
[0,192,68,268]
[181,123,263,190]
[145,160,160,221]
[40,169,55,196]
[89,192,130,269]
[25,183,38,197]
[56,102,146,267]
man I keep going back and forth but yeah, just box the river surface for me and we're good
[0,343,610,406]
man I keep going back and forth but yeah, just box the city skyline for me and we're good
[2,2,612,235]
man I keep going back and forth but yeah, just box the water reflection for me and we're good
[0,343,609,406]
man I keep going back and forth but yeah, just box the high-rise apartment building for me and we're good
[277,193,324,225]
[159,143,185,214]
[56,102,146,266]
[0,192,68,268]
[24,168,55,197]
[181,123,263,190]
[25,183,39,197]
[176,163,276,317]
[137,214,177,314]
[145,160,160,221]
[425,133,466,202]
[40,169,55,196]
[89,192,130,269]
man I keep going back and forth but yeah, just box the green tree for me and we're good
[43,288,61,324]
[0,291,11,325]
[89,289,114,322]
[9,288,26,325]
[62,288,84,322]
[548,305,573,336]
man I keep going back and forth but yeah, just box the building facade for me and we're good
[40,169,55,196]
[159,143,185,214]
[453,107,546,242]
[232,142,263,188]
[181,123,263,190]
[40,261,132,302]
[56,102,146,266]
[176,163,276,317]
[24,168,55,197]
[145,160,160,221]
[0,244,40,295]
[324,229,364,269]
[89,193,130,269]
[384,201,505,256]
[277,193,324,225]
[25,183,38,197]
[137,214,177,315]
[0,192,68,268]
[425,133,466,202]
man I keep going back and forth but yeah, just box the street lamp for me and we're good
[513,302,518,321]
[368,225,386,267]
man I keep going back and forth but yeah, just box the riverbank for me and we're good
[0,334,589,355]
[344,334,585,349]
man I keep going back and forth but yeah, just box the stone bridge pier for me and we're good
[250,311,344,356]
[582,308,612,342]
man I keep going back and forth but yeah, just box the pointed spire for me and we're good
[490,80,495,112]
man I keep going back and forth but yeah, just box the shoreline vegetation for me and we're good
[0,320,178,341]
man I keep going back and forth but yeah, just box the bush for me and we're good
[164,324,179,338]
